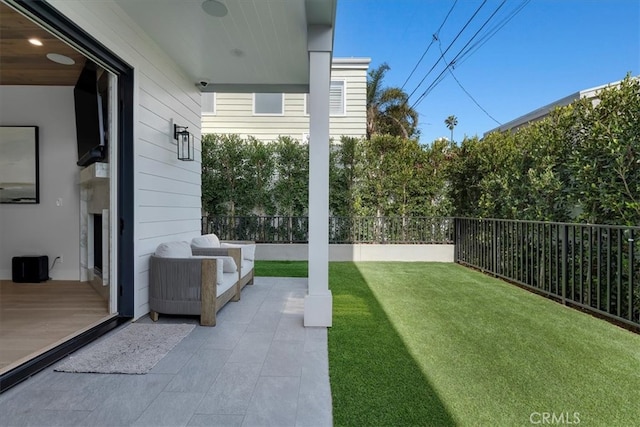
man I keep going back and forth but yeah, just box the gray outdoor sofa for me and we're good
[149,241,240,326]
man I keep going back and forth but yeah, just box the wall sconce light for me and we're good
[174,124,194,161]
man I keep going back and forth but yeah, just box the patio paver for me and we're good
[0,277,332,427]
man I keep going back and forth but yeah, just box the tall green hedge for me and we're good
[202,75,639,225]
[202,135,308,216]
[202,134,454,218]
[451,74,639,225]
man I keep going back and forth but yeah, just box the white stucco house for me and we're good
[0,0,335,389]
[201,57,370,142]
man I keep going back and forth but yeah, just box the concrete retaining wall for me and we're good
[255,243,454,262]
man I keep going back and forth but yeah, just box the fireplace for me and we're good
[79,163,110,289]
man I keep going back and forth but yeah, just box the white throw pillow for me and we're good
[154,241,192,258]
[190,234,220,249]
[191,255,238,273]
[221,242,256,261]
[192,256,237,278]
[220,256,237,273]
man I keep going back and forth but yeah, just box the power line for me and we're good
[438,40,502,125]
[411,0,506,109]
[409,0,530,109]
[401,0,458,90]
[455,0,531,68]
[406,0,488,102]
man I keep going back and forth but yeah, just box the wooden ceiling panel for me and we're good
[0,3,86,86]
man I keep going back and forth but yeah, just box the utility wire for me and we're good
[411,0,506,109]
[456,0,531,68]
[438,40,502,125]
[401,0,458,90]
[411,0,529,106]
[406,0,487,102]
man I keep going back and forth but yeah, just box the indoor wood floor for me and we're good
[0,280,110,374]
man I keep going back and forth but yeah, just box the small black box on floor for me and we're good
[12,256,49,283]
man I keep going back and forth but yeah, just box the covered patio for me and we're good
[0,0,335,390]
[0,277,331,426]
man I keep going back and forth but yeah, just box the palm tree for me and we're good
[445,115,458,142]
[367,63,419,139]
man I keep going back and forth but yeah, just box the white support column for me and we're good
[305,25,333,327]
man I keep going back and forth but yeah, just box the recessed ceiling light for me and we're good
[28,38,43,46]
[46,53,75,65]
[202,0,228,17]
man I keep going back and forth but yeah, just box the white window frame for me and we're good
[329,79,346,116]
[304,79,347,117]
[253,93,284,116]
[201,92,216,115]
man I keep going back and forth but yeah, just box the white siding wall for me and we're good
[201,61,368,142]
[49,0,202,318]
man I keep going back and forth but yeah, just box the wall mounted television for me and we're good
[74,61,108,167]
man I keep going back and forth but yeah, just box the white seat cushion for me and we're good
[217,272,237,296]
[241,260,254,279]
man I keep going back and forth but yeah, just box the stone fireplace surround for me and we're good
[79,163,110,298]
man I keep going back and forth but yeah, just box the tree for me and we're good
[367,63,419,139]
[272,136,309,217]
[330,136,360,218]
[201,134,252,217]
[445,115,458,143]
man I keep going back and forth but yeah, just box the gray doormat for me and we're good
[55,323,195,374]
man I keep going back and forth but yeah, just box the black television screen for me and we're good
[74,61,107,167]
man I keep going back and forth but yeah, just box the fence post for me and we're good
[629,229,635,322]
[492,220,497,274]
[561,224,568,305]
[453,218,460,262]
[454,218,459,262]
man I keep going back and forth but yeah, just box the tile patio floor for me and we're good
[0,277,332,427]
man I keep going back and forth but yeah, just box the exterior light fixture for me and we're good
[174,124,194,161]
[28,38,43,46]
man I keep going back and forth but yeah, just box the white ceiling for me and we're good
[114,0,336,93]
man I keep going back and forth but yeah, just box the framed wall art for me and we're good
[0,126,40,204]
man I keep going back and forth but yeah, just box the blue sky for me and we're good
[333,0,640,143]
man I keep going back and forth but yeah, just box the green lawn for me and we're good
[254,260,308,278]
[257,261,640,426]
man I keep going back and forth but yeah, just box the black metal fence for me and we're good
[203,216,309,243]
[455,218,640,328]
[202,215,640,327]
[201,216,455,244]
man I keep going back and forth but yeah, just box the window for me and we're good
[305,80,346,116]
[201,93,215,115]
[254,93,283,115]
[329,80,345,115]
